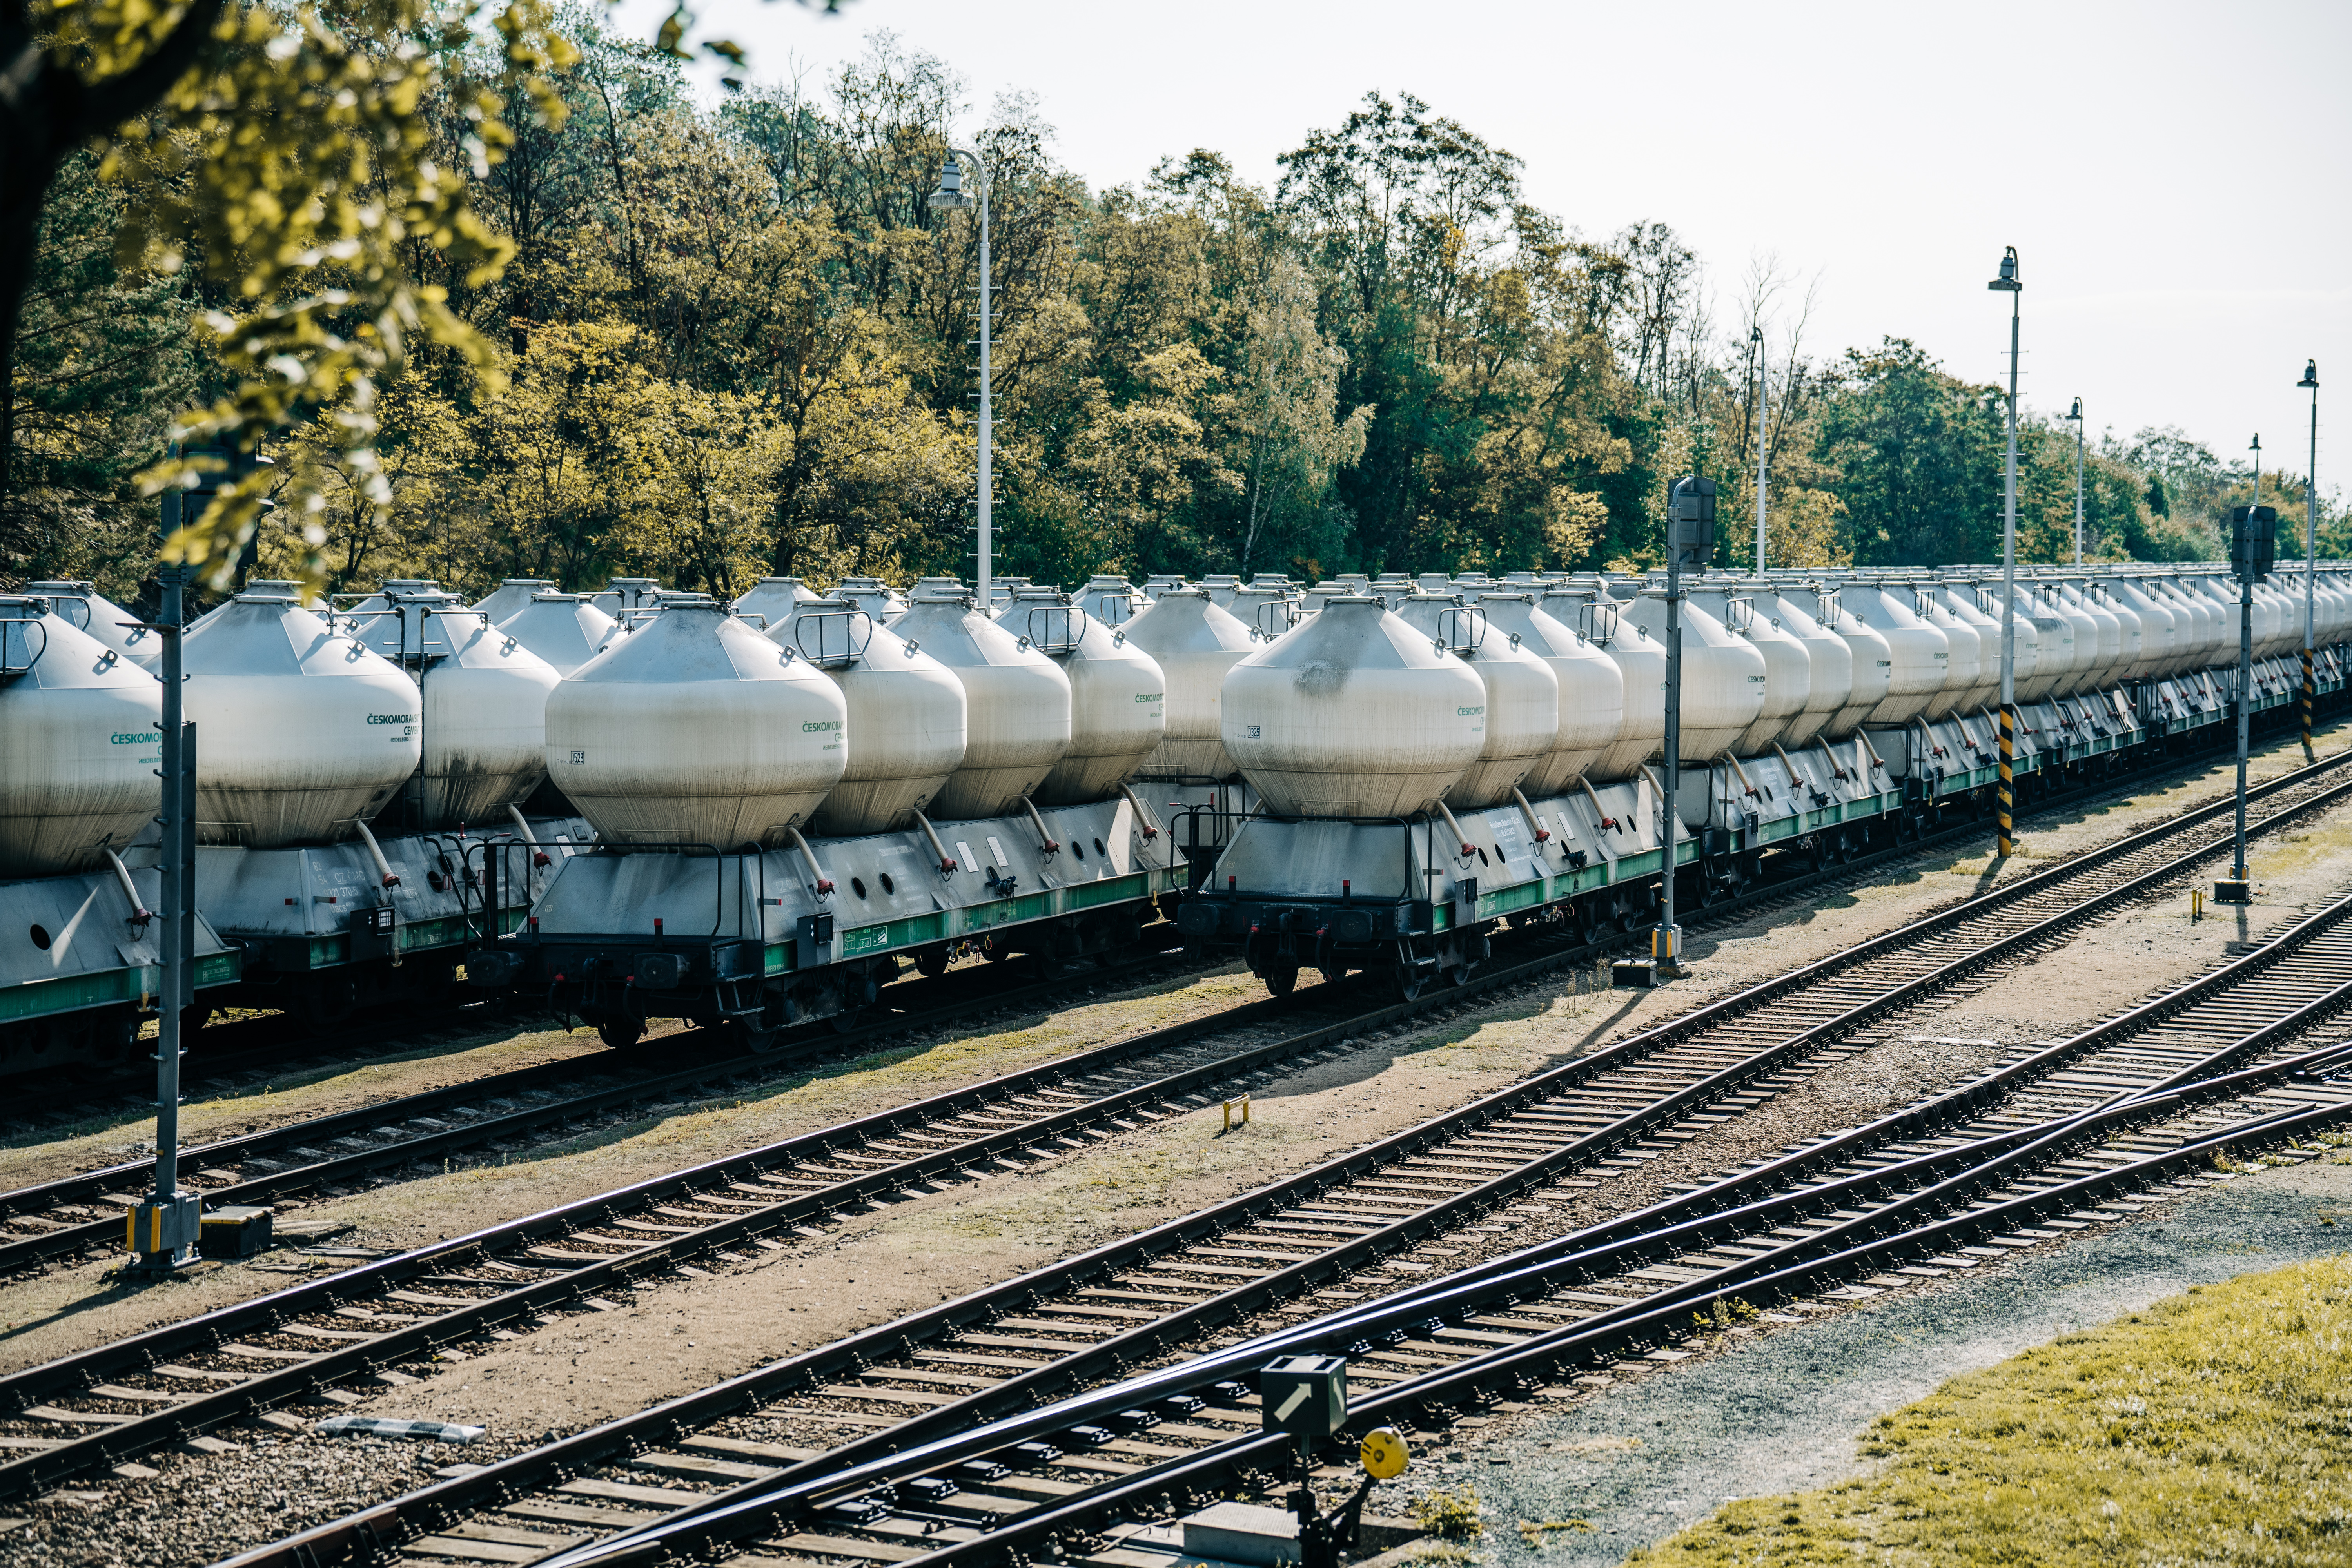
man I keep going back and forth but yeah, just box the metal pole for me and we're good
[2235,435,2259,888]
[1996,268,2020,859]
[2073,404,2085,566]
[1753,327,1768,571]
[2301,360,2319,763]
[1660,543,1682,970]
[132,467,200,1273]
[976,156,993,614]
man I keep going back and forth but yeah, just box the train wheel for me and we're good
[595,1014,645,1051]
[1441,961,1475,987]
[1318,966,1351,987]
[1262,966,1299,998]
[914,947,950,979]
[829,1009,866,1034]
[1390,963,1425,1002]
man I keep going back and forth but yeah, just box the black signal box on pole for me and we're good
[1666,476,1717,567]
[1259,1354,1348,1438]
[2230,505,2278,583]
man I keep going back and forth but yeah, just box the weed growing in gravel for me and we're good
[1625,1254,2352,1566]
[1514,1517,1593,1549]
[1414,1482,1486,1539]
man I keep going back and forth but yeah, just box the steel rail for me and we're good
[846,1091,2352,1568]
[508,901,2352,1568]
[211,835,2352,1567]
[0,944,1208,1274]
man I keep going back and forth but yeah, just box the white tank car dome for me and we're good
[545,601,847,849]
[1844,583,1952,726]
[467,578,557,625]
[770,599,967,838]
[1539,586,1662,782]
[1472,592,1624,795]
[1615,588,1767,763]
[1392,596,1558,809]
[181,590,423,847]
[729,577,822,631]
[0,596,165,877]
[1221,595,1485,818]
[497,592,621,677]
[1073,575,1147,627]
[1928,579,2005,713]
[1120,588,1258,782]
[1809,588,1894,737]
[24,581,164,671]
[1686,584,1811,756]
[1012,597,1165,807]
[888,589,1071,820]
[836,577,910,625]
[1749,584,1851,748]
[401,606,564,830]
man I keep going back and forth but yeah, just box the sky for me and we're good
[617,0,2350,493]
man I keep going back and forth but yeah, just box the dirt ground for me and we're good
[300,733,2352,1436]
[4,724,2347,1404]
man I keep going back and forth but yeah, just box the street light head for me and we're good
[927,152,976,212]
[2067,397,2083,422]
[2299,359,2319,390]
[1987,245,2021,292]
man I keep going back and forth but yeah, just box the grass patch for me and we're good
[1630,1253,2352,1566]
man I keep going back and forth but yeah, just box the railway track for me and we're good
[276,885,2352,1568]
[0,744,2326,1554]
[0,945,1218,1277]
[7,731,2341,1286]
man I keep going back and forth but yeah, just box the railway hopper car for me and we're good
[468,591,1188,1048]
[1174,566,2352,998]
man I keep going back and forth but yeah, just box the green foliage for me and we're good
[1412,1481,1485,1540]
[1630,1254,2352,1566]
[5,19,2320,599]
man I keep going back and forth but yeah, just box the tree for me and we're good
[4,0,578,591]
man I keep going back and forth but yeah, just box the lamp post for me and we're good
[928,147,993,609]
[2298,359,2319,764]
[2065,396,2085,566]
[1751,325,1768,570]
[1987,246,2022,859]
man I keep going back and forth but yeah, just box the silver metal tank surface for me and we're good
[545,601,847,849]
[1228,585,1299,642]
[1011,597,1167,807]
[2085,580,2144,683]
[587,577,663,617]
[1615,588,1767,762]
[888,590,1072,820]
[181,590,422,847]
[769,599,966,837]
[1907,583,1982,719]
[1848,584,1951,726]
[1541,586,1664,781]
[24,582,163,670]
[2033,582,2099,696]
[1808,589,1893,738]
[1751,584,1851,747]
[498,593,622,676]
[2056,578,2124,687]
[2107,577,2177,681]
[1392,597,1559,809]
[468,578,557,625]
[1471,592,1624,795]
[1934,580,2010,711]
[1120,588,1258,781]
[729,577,821,630]
[1689,585,1811,754]
[405,608,564,829]
[1221,595,1485,817]
[0,597,164,876]
[1196,574,1241,610]
[836,577,910,625]
[1074,576,1147,627]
